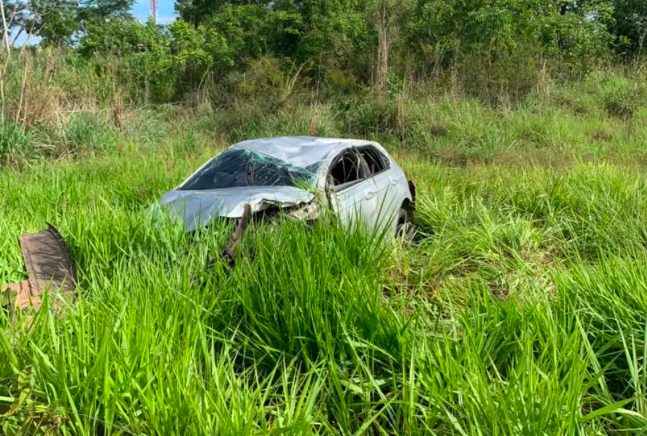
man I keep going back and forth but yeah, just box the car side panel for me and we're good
[373,166,411,235]
[371,168,400,231]
[333,179,378,230]
[317,143,412,235]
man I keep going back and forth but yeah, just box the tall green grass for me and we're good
[3,140,647,433]
[3,67,647,433]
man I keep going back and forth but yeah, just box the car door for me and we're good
[327,149,378,231]
[356,146,401,232]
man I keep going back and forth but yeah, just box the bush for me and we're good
[60,113,118,154]
[211,57,310,111]
[0,122,36,167]
[342,97,409,139]
[341,95,432,145]
[601,76,646,120]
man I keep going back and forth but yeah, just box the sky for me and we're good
[132,0,178,24]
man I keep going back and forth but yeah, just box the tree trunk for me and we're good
[10,26,24,48]
[638,26,647,60]
[374,0,389,104]
[0,0,9,58]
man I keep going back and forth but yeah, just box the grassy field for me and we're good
[3,73,647,434]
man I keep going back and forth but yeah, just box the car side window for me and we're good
[329,150,365,191]
[358,146,390,176]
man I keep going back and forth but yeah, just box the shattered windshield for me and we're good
[179,149,318,191]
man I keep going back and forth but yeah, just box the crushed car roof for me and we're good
[230,137,374,168]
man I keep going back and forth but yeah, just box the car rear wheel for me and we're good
[395,207,415,240]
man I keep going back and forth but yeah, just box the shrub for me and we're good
[213,57,310,112]
[61,113,118,154]
[601,77,646,120]
[0,122,36,167]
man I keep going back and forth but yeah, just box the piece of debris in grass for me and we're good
[1,224,76,314]
[220,203,252,268]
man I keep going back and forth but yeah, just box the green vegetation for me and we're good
[1,0,647,433]
[1,64,647,433]
[2,0,646,104]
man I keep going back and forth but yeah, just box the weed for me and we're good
[601,77,645,120]
[0,122,35,167]
[61,113,118,154]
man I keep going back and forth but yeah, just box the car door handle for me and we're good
[365,191,376,200]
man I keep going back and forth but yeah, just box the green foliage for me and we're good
[63,113,118,153]
[79,17,163,56]
[6,0,647,103]
[78,0,134,21]
[599,75,646,119]
[406,0,613,92]
[0,122,34,166]
[167,0,618,99]
[4,93,647,431]
[79,19,175,101]
[167,18,236,93]
[6,0,134,47]
[25,0,80,46]
[3,1,647,432]
[227,57,310,110]
[611,0,647,55]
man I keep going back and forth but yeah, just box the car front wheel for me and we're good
[395,207,415,240]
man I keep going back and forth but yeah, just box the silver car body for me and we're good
[154,137,414,234]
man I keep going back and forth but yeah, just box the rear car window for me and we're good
[180,149,316,191]
[358,146,390,175]
[330,151,363,186]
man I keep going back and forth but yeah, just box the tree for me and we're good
[24,0,79,46]
[78,0,135,23]
[612,0,647,57]
[0,0,9,53]
[2,0,134,47]
[0,0,27,47]
[175,0,274,27]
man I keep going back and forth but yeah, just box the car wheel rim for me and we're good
[397,221,415,240]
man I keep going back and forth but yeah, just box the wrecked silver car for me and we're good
[154,137,416,238]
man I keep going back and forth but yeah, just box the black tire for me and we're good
[395,207,415,240]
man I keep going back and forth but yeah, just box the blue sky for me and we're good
[132,0,178,24]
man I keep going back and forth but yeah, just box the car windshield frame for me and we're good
[178,148,320,191]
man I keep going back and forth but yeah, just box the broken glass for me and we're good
[179,149,318,191]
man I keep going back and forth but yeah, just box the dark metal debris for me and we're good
[220,204,252,268]
[1,224,76,313]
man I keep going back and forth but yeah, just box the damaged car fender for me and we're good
[153,186,315,232]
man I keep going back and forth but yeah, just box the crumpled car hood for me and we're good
[153,186,315,232]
